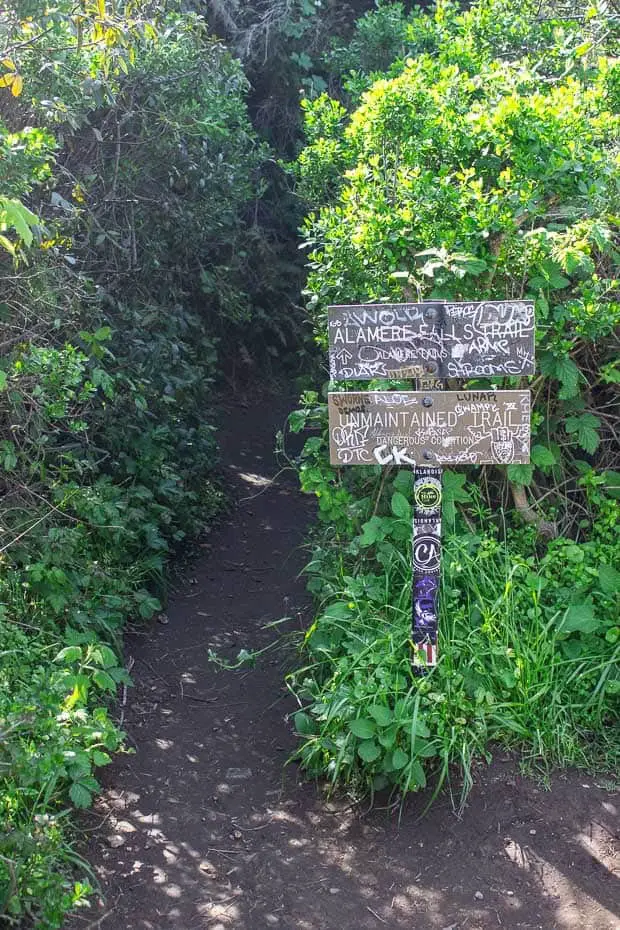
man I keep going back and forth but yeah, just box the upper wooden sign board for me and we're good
[328,301,535,380]
[328,390,531,467]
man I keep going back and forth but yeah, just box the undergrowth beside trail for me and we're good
[287,407,620,804]
[0,3,301,925]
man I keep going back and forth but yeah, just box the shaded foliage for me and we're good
[0,2,300,925]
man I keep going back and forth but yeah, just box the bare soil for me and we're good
[68,391,619,930]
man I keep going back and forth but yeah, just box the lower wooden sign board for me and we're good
[328,390,530,466]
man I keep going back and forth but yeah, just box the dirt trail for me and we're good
[69,391,619,930]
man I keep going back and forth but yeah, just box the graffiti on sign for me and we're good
[328,390,530,466]
[328,301,535,380]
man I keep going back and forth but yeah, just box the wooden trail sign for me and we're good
[326,299,534,672]
[328,390,531,467]
[328,300,535,380]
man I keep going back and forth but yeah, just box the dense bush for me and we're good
[0,3,294,925]
[288,0,619,799]
[288,395,619,801]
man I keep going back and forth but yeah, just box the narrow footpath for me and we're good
[70,392,619,930]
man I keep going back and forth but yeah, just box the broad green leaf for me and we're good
[602,471,620,500]
[392,470,412,495]
[391,491,411,520]
[349,718,376,739]
[359,516,386,547]
[507,464,534,486]
[391,748,409,770]
[412,717,431,739]
[530,445,556,468]
[565,414,601,454]
[377,725,398,748]
[442,470,471,502]
[54,645,82,664]
[294,711,314,735]
[561,603,598,634]
[358,739,381,762]
[598,564,620,597]
[369,705,393,727]
[94,644,118,668]
[70,782,93,809]
[93,670,117,693]
[0,198,38,246]
[407,759,427,789]
[555,356,581,399]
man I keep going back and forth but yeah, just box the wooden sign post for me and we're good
[327,300,535,670]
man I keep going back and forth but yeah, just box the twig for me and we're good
[119,656,134,727]
[510,483,558,539]
[82,910,115,930]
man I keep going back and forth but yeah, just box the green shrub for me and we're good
[288,403,620,803]
[289,0,619,800]
[0,3,281,925]
[297,0,619,526]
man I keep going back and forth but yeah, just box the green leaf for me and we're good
[412,717,431,739]
[377,725,398,748]
[369,705,393,727]
[602,471,620,500]
[54,645,82,664]
[565,414,601,454]
[561,603,598,634]
[530,445,556,468]
[392,470,412,495]
[0,370,7,390]
[1,440,17,471]
[442,470,472,521]
[93,670,117,693]
[69,782,93,809]
[598,564,620,597]
[359,516,386,548]
[294,711,315,735]
[349,718,376,739]
[442,470,471,503]
[391,491,411,520]
[392,748,409,770]
[93,645,118,668]
[358,739,381,762]
[407,759,427,789]
[555,356,581,400]
[549,272,570,290]
[507,464,534,486]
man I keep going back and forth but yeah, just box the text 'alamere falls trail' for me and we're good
[328,300,535,380]
[326,300,535,669]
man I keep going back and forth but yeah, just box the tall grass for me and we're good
[288,508,619,807]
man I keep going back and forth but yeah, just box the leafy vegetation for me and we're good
[288,0,619,800]
[0,2,302,925]
[1,0,619,925]
[288,396,619,801]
